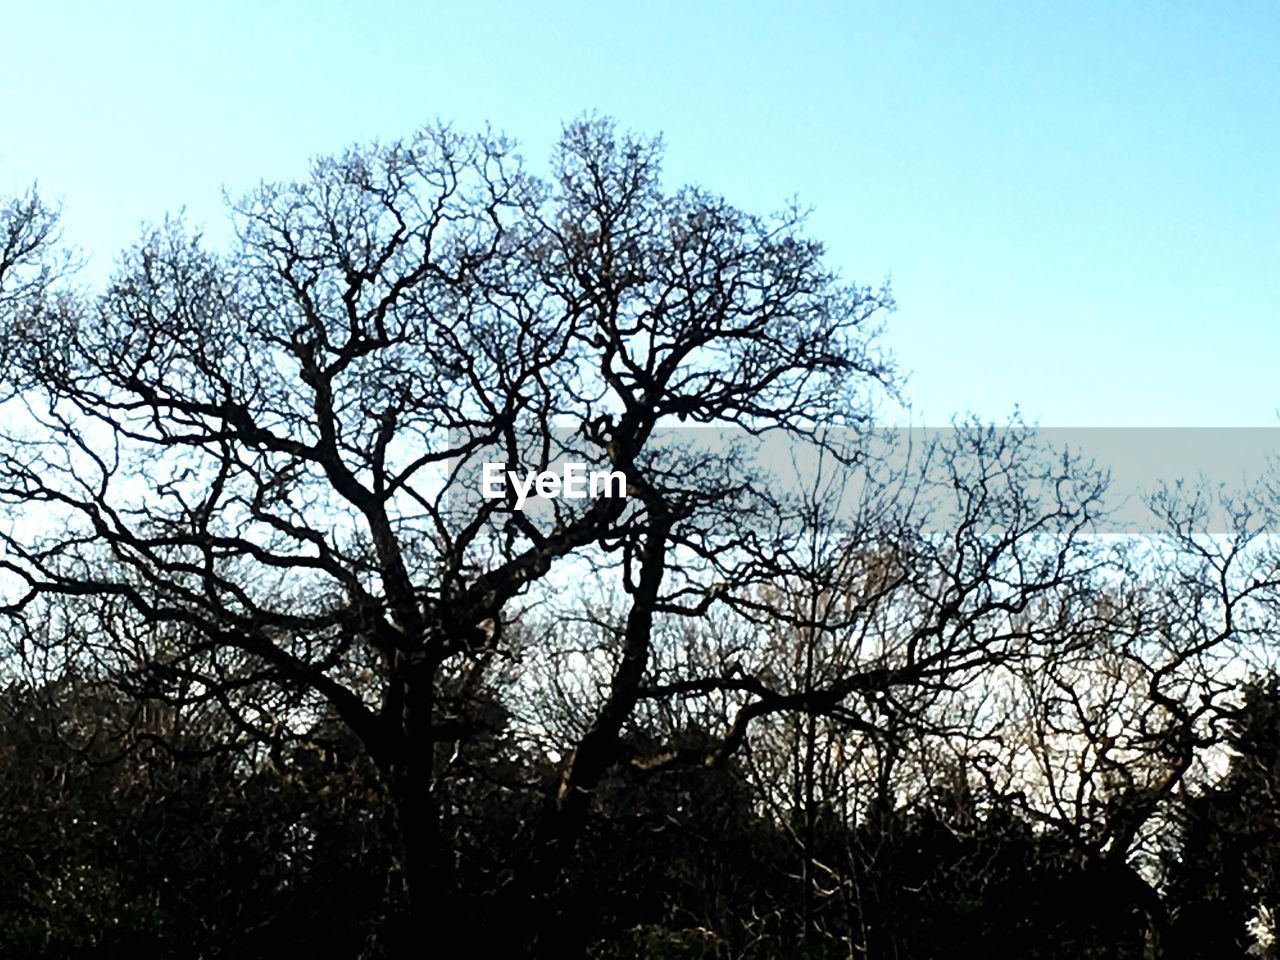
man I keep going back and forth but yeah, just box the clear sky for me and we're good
[2,1,1277,426]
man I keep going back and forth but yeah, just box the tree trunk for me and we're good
[389,668,447,958]
[508,517,674,956]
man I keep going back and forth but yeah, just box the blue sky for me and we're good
[2,1,1277,426]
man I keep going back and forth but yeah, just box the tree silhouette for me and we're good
[2,119,1273,959]
[0,118,897,950]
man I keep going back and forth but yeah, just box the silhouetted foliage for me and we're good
[1163,675,1280,960]
[0,675,395,958]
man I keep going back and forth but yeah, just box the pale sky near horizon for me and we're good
[2,1,1277,428]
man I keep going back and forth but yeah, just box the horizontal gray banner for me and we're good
[448,426,1280,534]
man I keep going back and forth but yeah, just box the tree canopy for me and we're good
[0,118,1277,959]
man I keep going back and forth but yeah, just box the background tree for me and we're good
[1164,673,1280,960]
[0,663,395,959]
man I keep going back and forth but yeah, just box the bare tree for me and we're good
[0,119,894,952]
[999,483,1280,958]
[0,188,62,365]
[517,425,1115,954]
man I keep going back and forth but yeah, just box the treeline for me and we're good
[2,669,1279,958]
